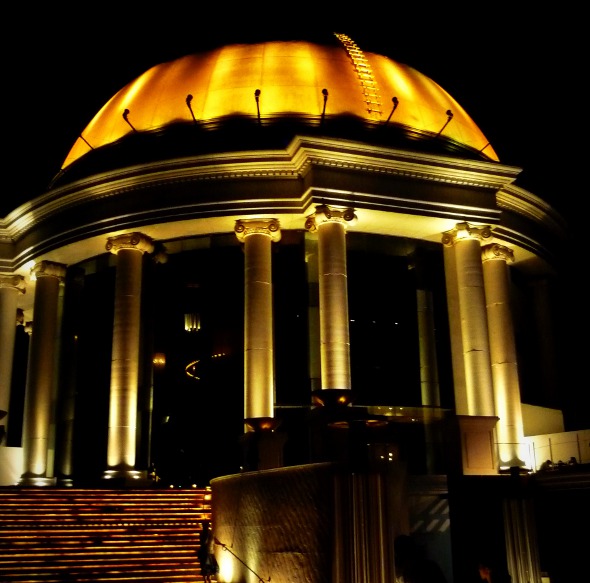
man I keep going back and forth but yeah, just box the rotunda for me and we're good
[0,32,575,583]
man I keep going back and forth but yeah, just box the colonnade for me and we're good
[0,208,532,485]
[442,222,526,472]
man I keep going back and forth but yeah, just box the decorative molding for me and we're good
[304,204,356,232]
[32,261,67,281]
[105,232,154,255]
[441,222,493,247]
[0,274,26,293]
[481,243,515,263]
[1,136,518,244]
[234,219,281,243]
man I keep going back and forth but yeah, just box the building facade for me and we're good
[0,34,587,583]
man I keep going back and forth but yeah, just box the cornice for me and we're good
[496,183,568,240]
[287,135,521,187]
[2,135,521,243]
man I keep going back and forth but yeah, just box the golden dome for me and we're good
[62,34,498,171]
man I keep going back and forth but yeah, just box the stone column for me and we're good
[442,222,495,417]
[442,223,497,475]
[304,205,356,465]
[305,233,321,393]
[235,219,283,470]
[410,254,441,409]
[482,243,527,470]
[417,287,440,407]
[103,232,154,482]
[0,274,26,443]
[19,261,66,486]
[305,205,356,404]
[235,219,281,426]
[410,252,441,474]
[55,267,85,485]
[442,242,467,414]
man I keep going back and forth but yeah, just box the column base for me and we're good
[312,388,353,408]
[18,476,57,487]
[452,415,499,475]
[244,417,281,432]
[102,469,149,486]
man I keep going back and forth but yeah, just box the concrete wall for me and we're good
[210,462,408,583]
[0,446,23,486]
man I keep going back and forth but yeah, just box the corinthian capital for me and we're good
[481,243,515,263]
[106,232,155,255]
[234,219,281,243]
[304,204,357,232]
[441,222,493,247]
[0,274,26,293]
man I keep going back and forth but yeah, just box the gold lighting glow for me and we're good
[62,38,497,170]
[218,550,235,583]
[152,353,166,369]
[185,359,200,380]
[184,313,200,332]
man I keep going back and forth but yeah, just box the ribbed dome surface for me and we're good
[62,34,498,171]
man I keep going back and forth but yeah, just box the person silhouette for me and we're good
[198,520,219,582]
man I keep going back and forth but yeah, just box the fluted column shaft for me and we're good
[305,205,355,392]
[235,219,281,426]
[55,267,85,484]
[411,252,442,474]
[442,223,495,417]
[20,261,66,485]
[416,288,440,408]
[104,233,153,479]
[0,275,26,440]
[443,242,467,413]
[305,235,321,392]
[482,244,526,468]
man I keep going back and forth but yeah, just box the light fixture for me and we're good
[122,108,137,132]
[153,353,166,369]
[321,88,329,123]
[254,89,261,123]
[385,96,399,123]
[185,359,200,380]
[186,94,196,123]
[436,109,454,136]
[184,313,201,332]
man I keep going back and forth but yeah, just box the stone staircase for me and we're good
[0,487,212,582]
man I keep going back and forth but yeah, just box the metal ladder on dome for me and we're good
[334,33,383,118]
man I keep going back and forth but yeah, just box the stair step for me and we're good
[0,487,212,582]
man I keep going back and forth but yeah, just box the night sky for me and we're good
[3,7,588,426]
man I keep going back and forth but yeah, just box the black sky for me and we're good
[3,6,587,424]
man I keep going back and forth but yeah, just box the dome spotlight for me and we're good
[437,109,454,136]
[321,88,329,123]
[254,89,261,123]
[386,96,400,123]
[122,108,137,132]
[186,94,196,122]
